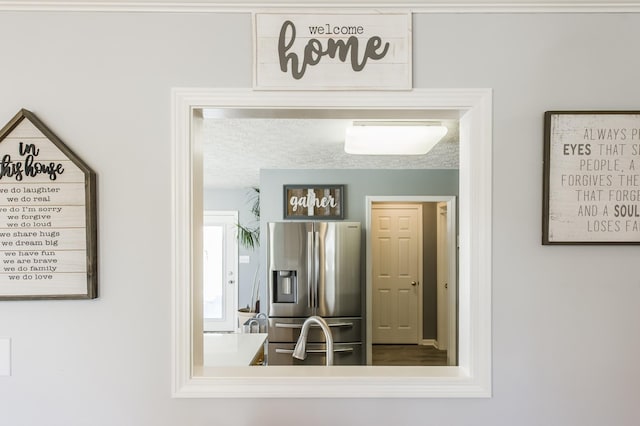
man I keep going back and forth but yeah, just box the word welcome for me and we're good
[278,20,390,80]
[308,24,364,35]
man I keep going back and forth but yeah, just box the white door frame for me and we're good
[365,195,457,365]
[436,203,449,351]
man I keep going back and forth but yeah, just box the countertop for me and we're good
[203,333,268,366]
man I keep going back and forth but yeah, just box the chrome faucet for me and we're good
[292,315,334,366]
[246,319,259,333]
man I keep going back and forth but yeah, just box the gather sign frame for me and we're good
[283,184,345,220]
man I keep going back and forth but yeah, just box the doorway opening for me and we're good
[203,210,238,332]
[172,88,492,398]
[366,196,457,366]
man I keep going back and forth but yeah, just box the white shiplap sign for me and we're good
[0,110,97,299]
[253,12,412,90]
[544,112,640,244]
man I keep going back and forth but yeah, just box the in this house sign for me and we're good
[253,12,412,90]
[0,110,97,300]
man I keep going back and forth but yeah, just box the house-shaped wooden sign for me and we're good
[0,109,97,299]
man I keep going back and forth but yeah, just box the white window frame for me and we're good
[171,87,492,398]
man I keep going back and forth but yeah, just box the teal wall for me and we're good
[259,168,458,339]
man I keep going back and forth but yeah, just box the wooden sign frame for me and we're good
[543,111,640,245]
[0,109,97,299]
[283,184,344,220]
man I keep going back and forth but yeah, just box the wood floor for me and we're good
[372,344,448,366]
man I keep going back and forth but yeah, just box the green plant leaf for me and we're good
[237,187,260,250]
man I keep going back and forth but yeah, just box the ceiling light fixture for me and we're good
[344,121,448,155]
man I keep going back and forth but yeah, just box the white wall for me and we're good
[0,10,639,426]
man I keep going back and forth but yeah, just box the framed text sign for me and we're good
[284,185,344,220]
[253,12,412,90]
[0,109,97,299]
[543,111,640,244]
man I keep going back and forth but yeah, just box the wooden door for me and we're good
[372,203,422,344]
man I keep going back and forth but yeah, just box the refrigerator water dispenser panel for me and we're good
[273,270,297,303]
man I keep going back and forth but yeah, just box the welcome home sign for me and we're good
[253,12,412,90]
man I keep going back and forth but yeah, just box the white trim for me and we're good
[171,88,492,398]
[421,339,437,347]
[2,1,640,13]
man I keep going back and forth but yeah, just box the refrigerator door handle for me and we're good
[314,231,320,308]
[307,231,314,309]
[274,322,355,329]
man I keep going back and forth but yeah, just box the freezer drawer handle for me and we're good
[275,347,354,355]
[274,322,354,329]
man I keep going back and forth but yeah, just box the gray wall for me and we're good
[260,169,458,338]
[260,169,459,223]
[1,10,639,426]
[422,202,438,340]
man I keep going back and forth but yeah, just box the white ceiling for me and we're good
[201,116,459,189]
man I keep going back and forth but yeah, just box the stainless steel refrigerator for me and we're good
[266,221,363,365]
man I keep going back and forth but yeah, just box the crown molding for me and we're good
[1,1,640,13]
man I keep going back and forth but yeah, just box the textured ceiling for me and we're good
[202,118,459,189]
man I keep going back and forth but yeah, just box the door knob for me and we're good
[411,281,418,286]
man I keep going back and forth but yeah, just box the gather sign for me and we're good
[284,185,344,220]
[253,12,412,90]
